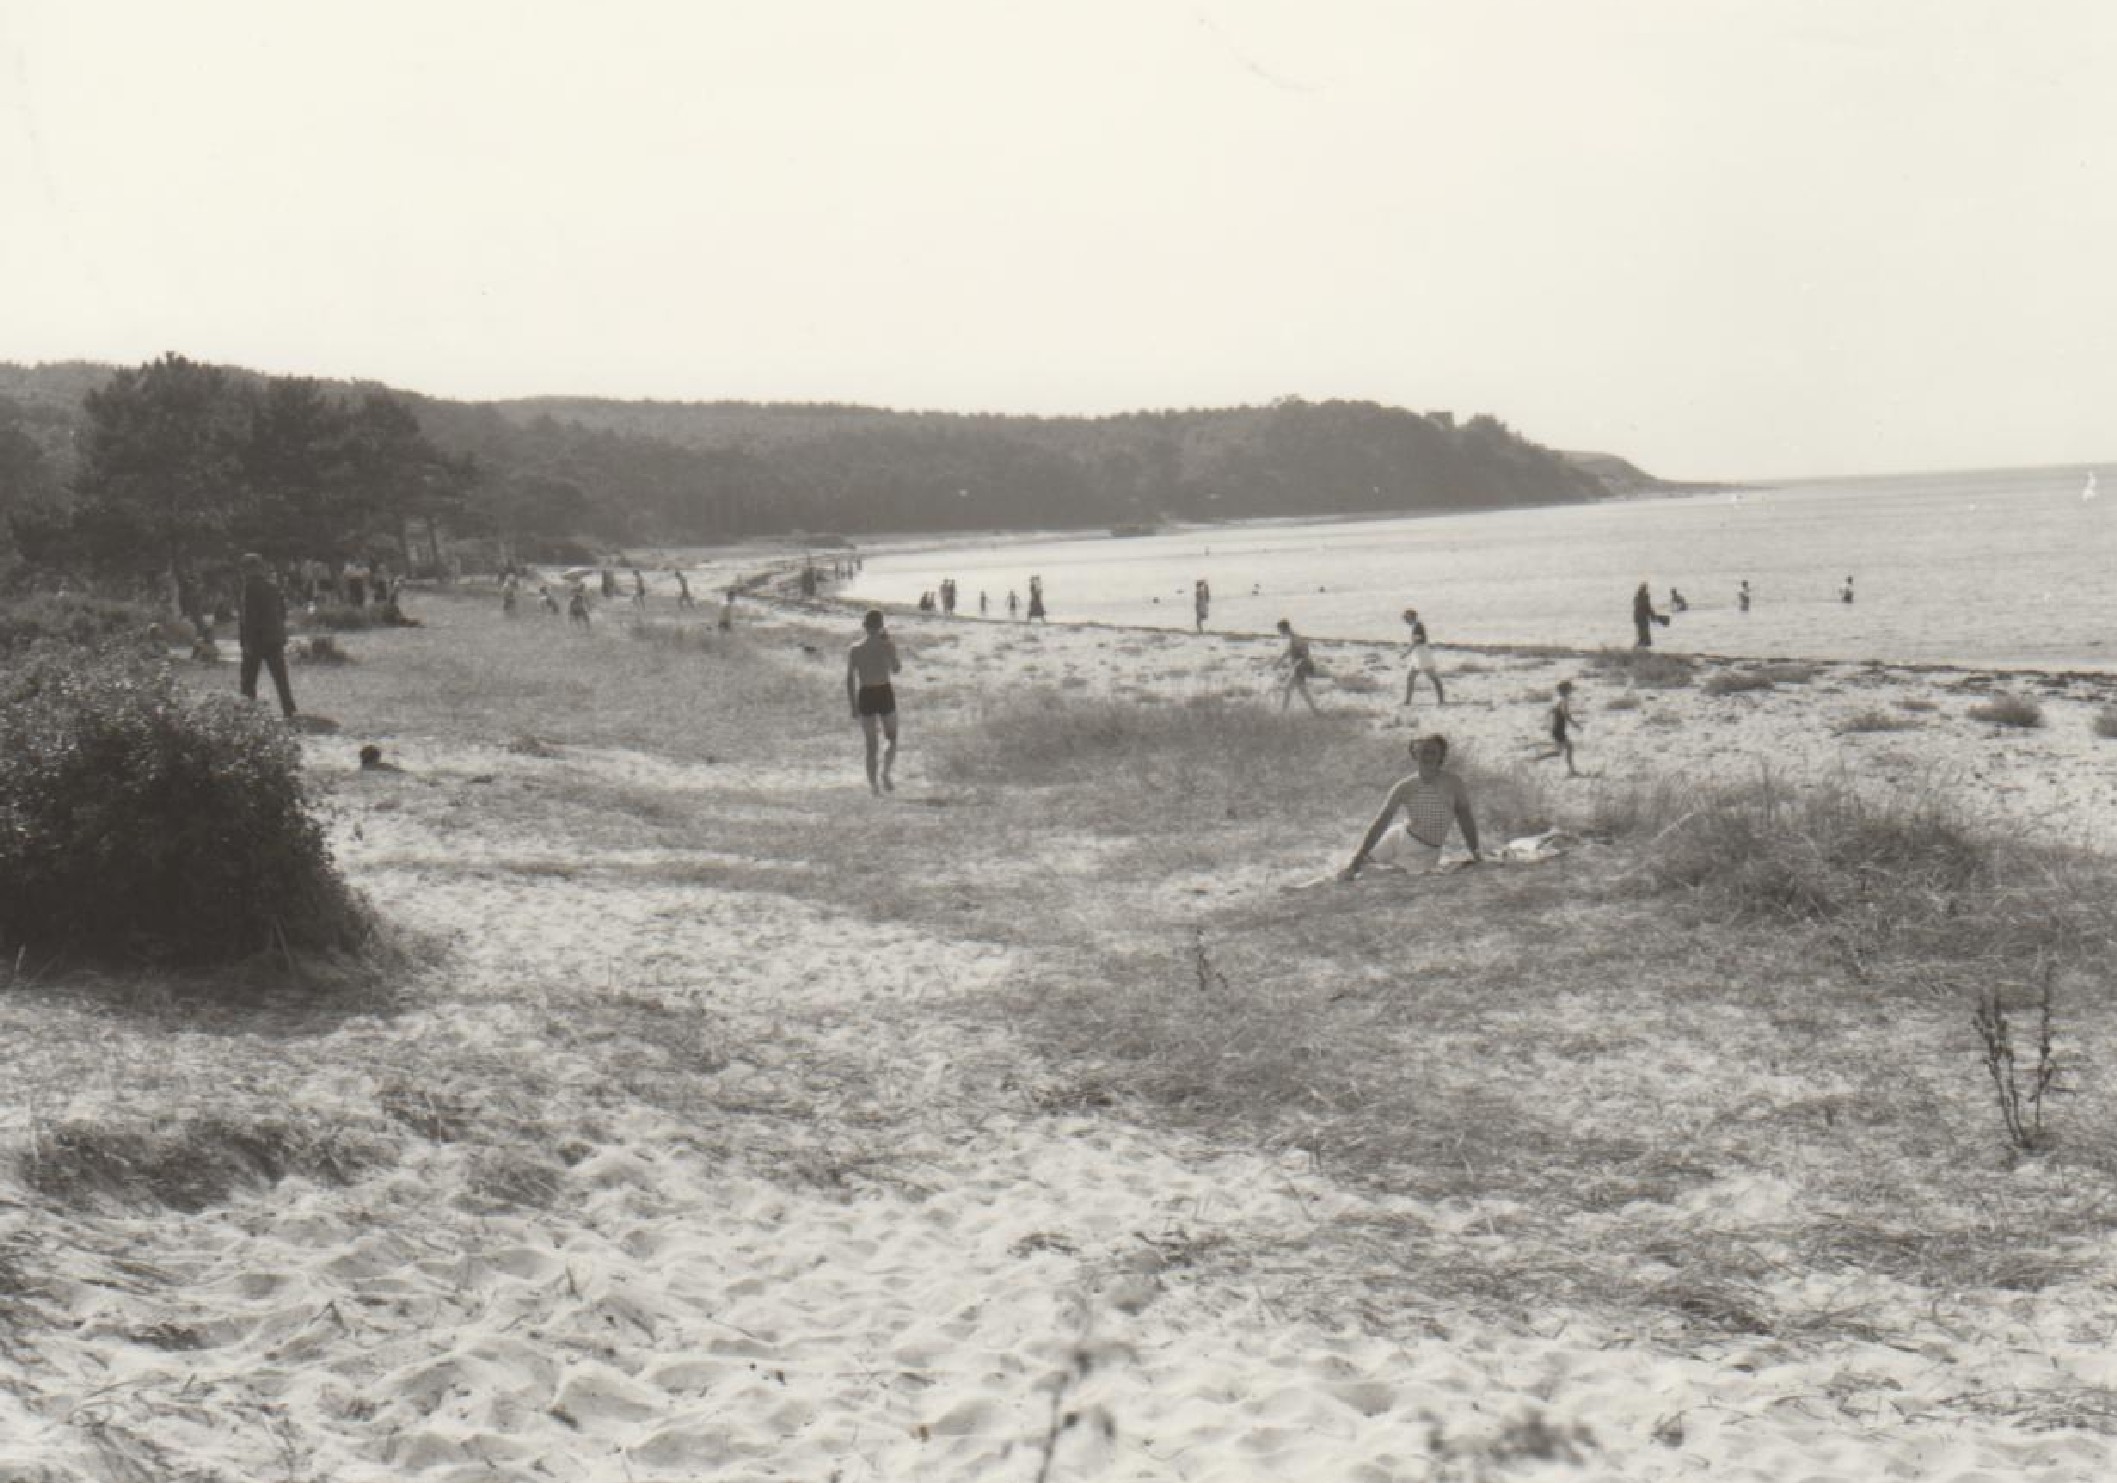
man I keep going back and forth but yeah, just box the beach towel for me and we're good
[1285,830,1576,890]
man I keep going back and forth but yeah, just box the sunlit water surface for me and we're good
[843,465,2117,672]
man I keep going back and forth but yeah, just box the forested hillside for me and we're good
[3,360,1627,582]
[412,394,1613,540]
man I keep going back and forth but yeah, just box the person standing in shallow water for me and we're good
[1632,582,1665,648]
[237,552,297,718]
[847,608,902,796]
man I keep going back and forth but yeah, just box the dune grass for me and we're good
[1969,693,2045,728]
[1590,646,1695,688]
[930,687,2117,1338]
[183,589,840,765]
[1837,706,1918,733]
[1702,668,1774,696]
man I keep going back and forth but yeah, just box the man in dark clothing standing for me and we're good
[1632,581,1665,649]
[238,552,298,718]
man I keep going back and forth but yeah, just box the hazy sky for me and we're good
[5,1,2113,479]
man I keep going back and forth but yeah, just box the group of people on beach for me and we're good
[496,564,738,632]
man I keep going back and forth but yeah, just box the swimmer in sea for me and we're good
[1338,734,1483,881]
[847,608,903,796]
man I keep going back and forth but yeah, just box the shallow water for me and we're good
[845,464,2117,672]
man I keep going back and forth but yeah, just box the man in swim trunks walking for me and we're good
[847,608,903,795]
[1276,618,1320,714]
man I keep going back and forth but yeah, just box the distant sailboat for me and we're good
[2086,471,2100,501]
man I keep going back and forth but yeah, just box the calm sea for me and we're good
[843,464,2117,672]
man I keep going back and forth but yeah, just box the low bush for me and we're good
[292,634,352,665]
[2093,706,2117,740]
[0,592,163,656]
[1616,773,1984,921]
[1703,669,1774,696]
[0,650,371,965]
[1968,694,2044,729]
[1836,708,1917,733]
[1599,771,2111,978]
[297,602,383,632]
[1590,647,1694,689]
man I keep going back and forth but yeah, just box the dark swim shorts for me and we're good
[857,683,896,717]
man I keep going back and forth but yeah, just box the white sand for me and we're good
[5,588,2116,1480]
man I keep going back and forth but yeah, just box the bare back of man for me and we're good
[847,610,903,795]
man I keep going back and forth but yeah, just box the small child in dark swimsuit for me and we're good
[1536,681,1582,776]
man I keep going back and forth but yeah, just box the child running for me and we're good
[846,608,903,796]
[1534,680,1583,776]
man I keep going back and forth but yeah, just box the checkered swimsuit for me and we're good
[1403,779,1456,849]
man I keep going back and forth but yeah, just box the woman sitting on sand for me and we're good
[1338,734,1483,881]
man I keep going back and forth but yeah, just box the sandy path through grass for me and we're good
[7,585,2117,1479]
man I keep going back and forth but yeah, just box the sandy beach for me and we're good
[5,572,2117,1481]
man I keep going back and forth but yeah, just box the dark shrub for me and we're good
[0,650,369,965]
